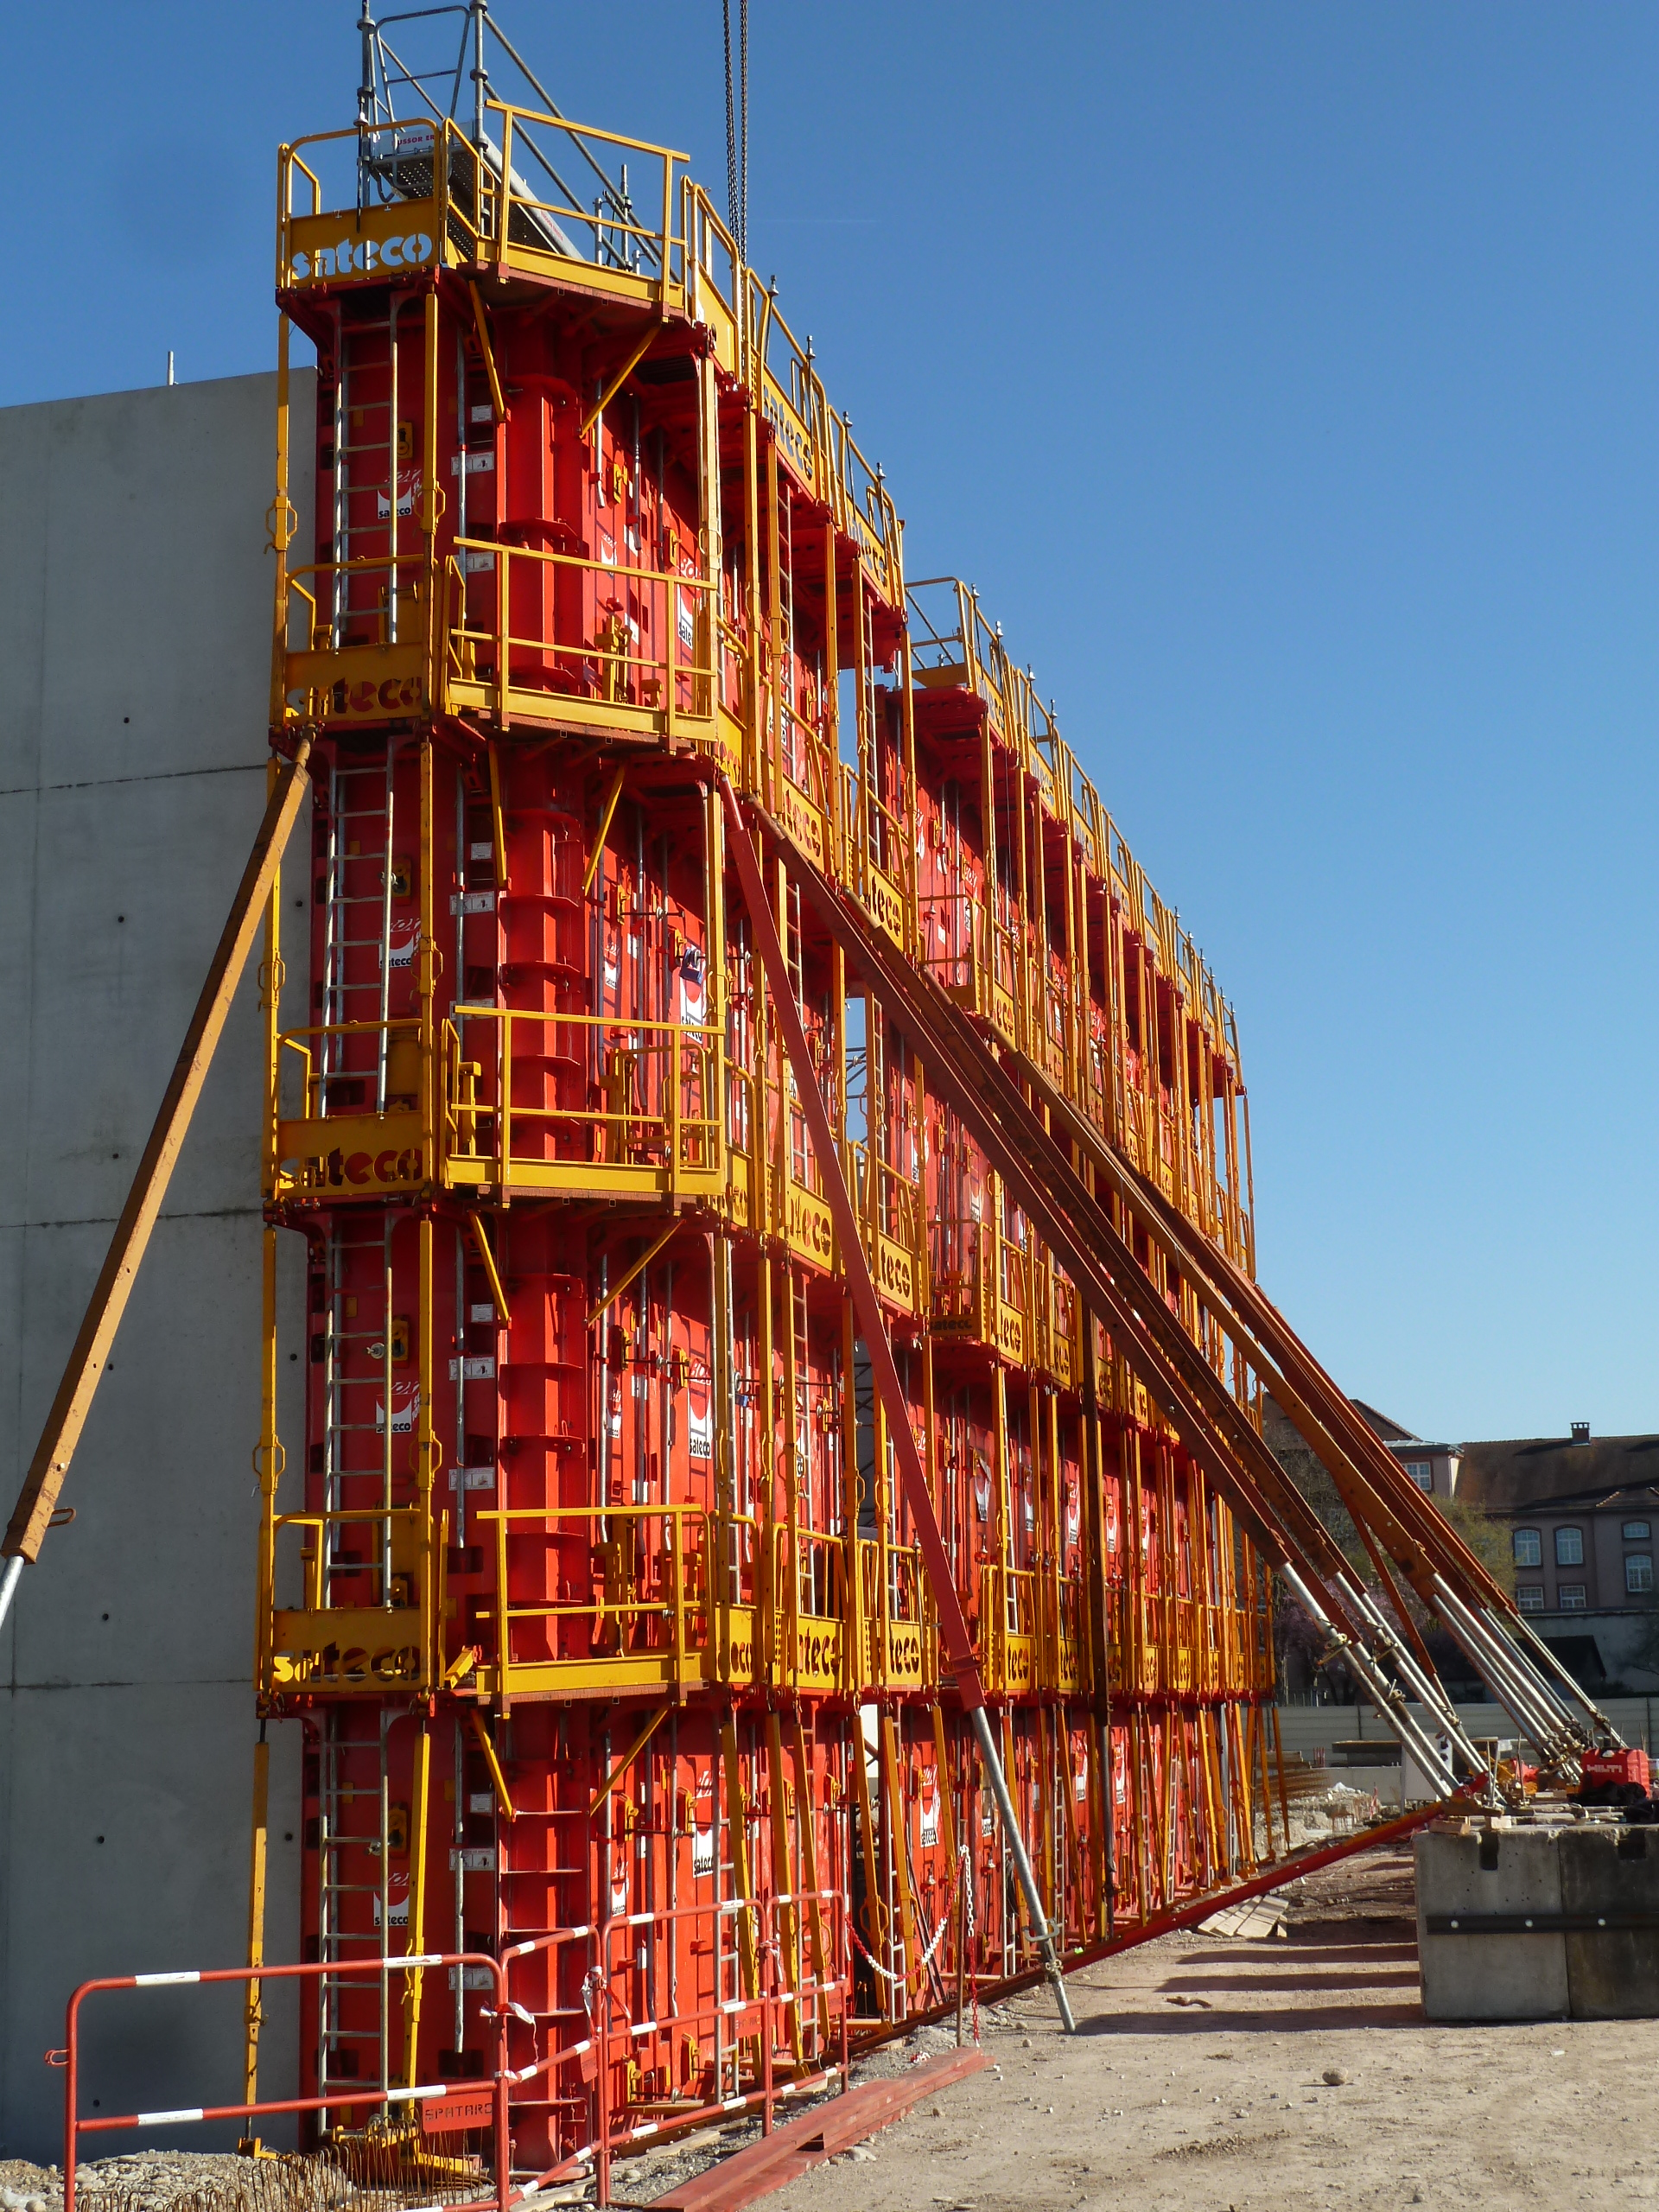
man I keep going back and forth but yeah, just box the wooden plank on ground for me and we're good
[650,2048,990,2212]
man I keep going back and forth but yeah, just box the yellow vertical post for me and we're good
[779,1255,798,1688]
[990,1366,1009,1692]
[269,315,294,728]
[850,1707,883,2009]
[895,623,918,954]
[765,439,783,813]
[486,739,507,890]
[879,1713,917,2011]
[1044,1389,1062,1693]
[419,738,437,1187]
[756,1248,774,1675]
[243,1734,270,2113]
[841,1294,862,1696]
[1203,1699,1230,1875]
[698,351,723,725]
[743,404,763,796]
[423,289,441,710]
[978,677,998,1024]
[823,522,842,867]
[919,1332,938,1688]
[850,556,869,901]
[417,1210,436,1682]
[255,798,284,1692]
[764,1716,803,2059]
[1062,796,1082,1103]
[791,1713,833,2046]
[1131,1710,1153,1914]
[721,1719,760,1999]
[403,1719,433,2083]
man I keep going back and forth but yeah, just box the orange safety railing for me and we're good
[57,1950,511,2212]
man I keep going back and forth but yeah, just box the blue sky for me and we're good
[6,3,1654,1443]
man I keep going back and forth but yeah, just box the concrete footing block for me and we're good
[1416,1820,1659,2021]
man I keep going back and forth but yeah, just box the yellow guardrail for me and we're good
[446,1006,723,1197]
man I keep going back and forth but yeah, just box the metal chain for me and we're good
[738,0,749,266]
[849,1850,960,1986]
[960,1845,980,2046]
[721,1,739,249]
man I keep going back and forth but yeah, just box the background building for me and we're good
[1456,1433,1659,1694]
[1350,1401,1462,1500]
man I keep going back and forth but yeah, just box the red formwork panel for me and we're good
[505,1703,853,2169]
[297,1700,856,2169]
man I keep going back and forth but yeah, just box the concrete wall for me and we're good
[0,372,315,2160]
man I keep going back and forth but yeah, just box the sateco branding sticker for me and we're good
[289,230,435,283]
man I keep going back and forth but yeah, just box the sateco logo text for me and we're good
[290,231,434,282]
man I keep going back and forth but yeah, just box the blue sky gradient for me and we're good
[6,3,1653,1443]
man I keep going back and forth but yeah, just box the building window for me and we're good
[1624,1521,1651,1542]
[1557,1583,1587,1611]
[1554,1526,1584,1567]
[1513,1529,1541,1567]
[1627,1554,1655,1596]
[1516,1585,1546,1612]
[1405,1460,1433,1491]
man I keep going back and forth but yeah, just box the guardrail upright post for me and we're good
[760,1932,773,2138]
[595,1975,612,2208]
[492,1958,511,2212]
[499,1010,512,1191]
[838,1904,850,2094]
[63,1991,79,2212]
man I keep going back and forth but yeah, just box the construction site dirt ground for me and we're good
[571,1837,1659,2212]
[4,1845,1655,2212]
[766,1842,1659,2212]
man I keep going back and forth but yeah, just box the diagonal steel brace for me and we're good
[719,778,1075,2031]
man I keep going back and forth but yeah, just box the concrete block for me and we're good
[0,373,315,792]
[0,372,315,2163]
[10,768,275,1230]
[1561,1823,1659,2019]
[0,1684,302,2162]
[1415,1826,1568,2020]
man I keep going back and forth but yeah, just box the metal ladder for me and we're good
[316,1707,392,2109]
[321,1216,401,1605]
[329,302,403,647]
[321,755,398,1112]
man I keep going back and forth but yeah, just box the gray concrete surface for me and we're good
[1415,1822,1569,2019]
[0,372,315,2160]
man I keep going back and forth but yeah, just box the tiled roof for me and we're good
[1455,1435,1659,1511]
